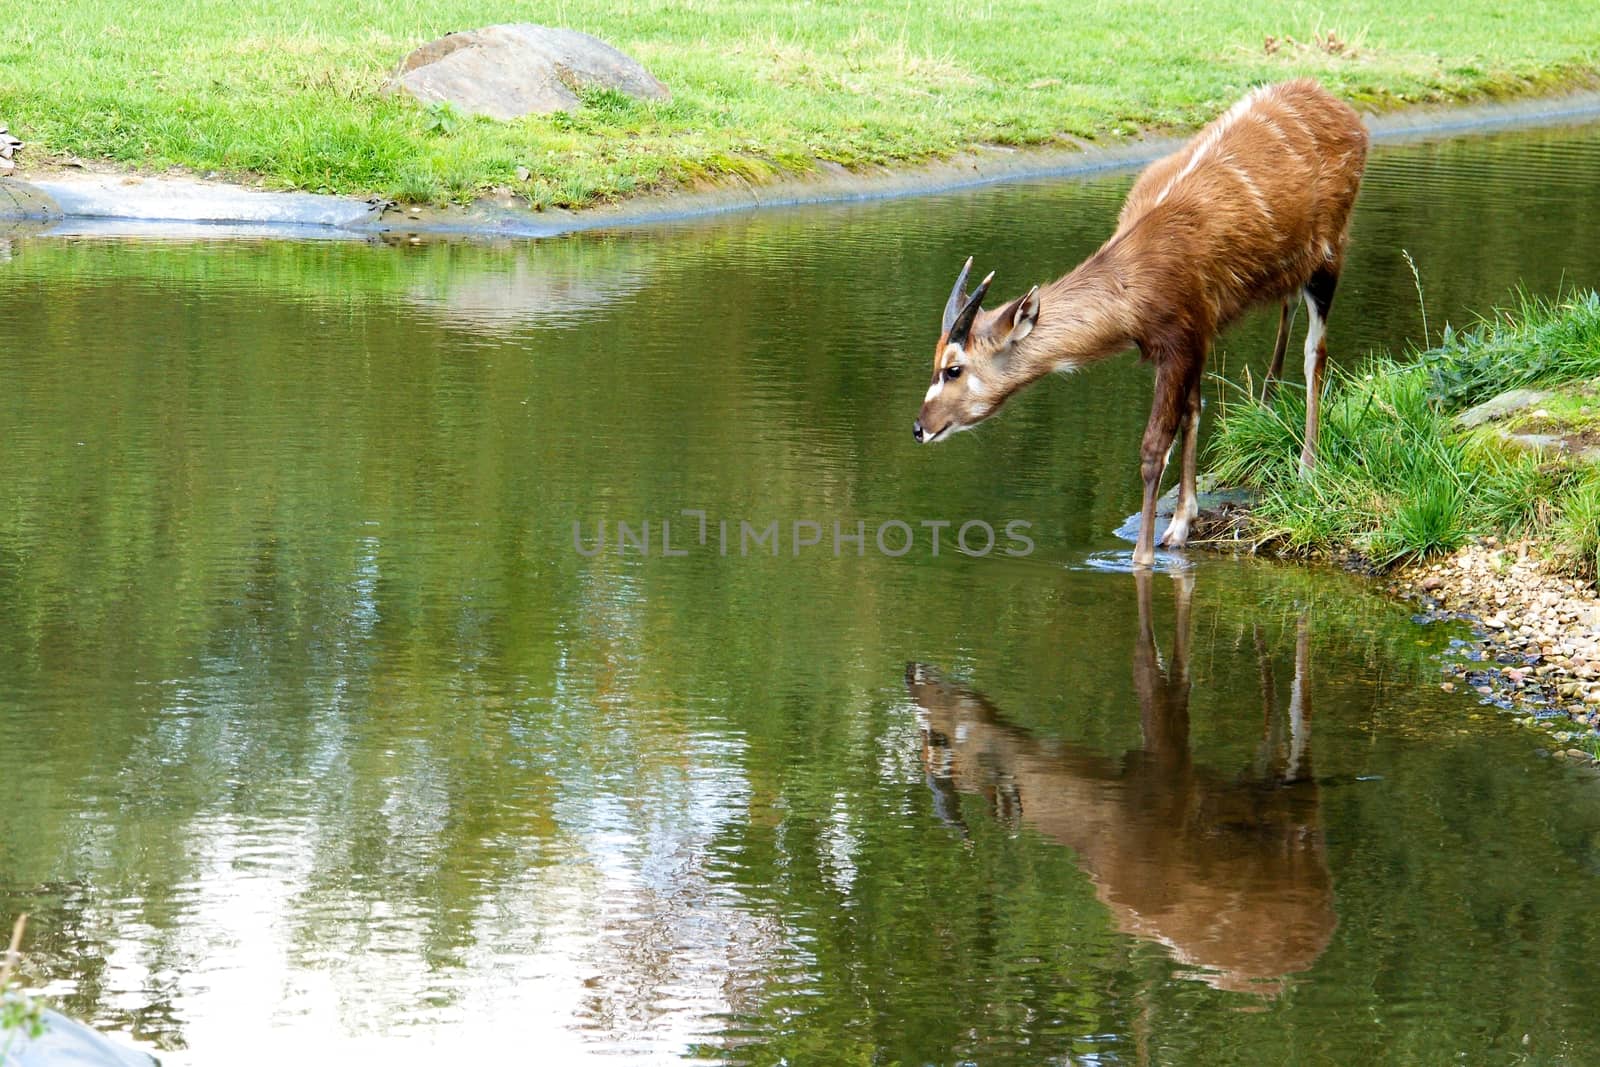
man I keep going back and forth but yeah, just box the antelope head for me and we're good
[913,257,1041,443]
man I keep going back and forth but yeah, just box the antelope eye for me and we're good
[944,365,963,381]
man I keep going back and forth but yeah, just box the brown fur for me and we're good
[915,79,1369,566]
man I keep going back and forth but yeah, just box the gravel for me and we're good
[1393,539,1600,763]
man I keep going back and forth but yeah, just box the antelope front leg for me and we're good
[1160,372,1203,549]
[1134,362,1188,567]
[1134,471,1162,568]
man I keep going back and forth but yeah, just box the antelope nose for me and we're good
[912,420,925,442]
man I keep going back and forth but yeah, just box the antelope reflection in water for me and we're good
[907,571,1335,994]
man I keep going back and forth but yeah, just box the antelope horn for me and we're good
[947,270,995,345]
[941,257,975,335]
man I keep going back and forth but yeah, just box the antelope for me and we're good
[912,79,1368,567]
[907,571,1331,995]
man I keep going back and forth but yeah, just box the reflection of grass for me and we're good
[4,1,1600,204]
[0,234,657,317]
[1210,292,1600,574]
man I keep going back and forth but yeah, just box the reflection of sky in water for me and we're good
[7,522,792,1062]
[58,730,773,1065]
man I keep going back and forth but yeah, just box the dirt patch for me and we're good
[1188,499,1258,548]
[1515,422,1600,452]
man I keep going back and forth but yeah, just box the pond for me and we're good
[4,116,1600,1065]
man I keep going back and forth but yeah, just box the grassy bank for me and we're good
[2,2,1600,205]
[1209,292,1600,576]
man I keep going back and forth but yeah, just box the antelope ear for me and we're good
[1001,286,1041,344]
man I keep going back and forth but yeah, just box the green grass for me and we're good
[1420,294,1600,409]
[2,2,1600,205]
[1502,387,1600,434]
[1209,292,1600,574]
[1555,475,1600,578]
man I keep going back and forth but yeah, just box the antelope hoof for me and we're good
[1159,520,1191,550]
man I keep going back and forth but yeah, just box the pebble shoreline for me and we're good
[1389,540,1600,763]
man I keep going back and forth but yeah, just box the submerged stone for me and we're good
[1113,477,1257,544]
[389,24,670,120]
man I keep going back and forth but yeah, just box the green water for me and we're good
[4,120,1600,1064]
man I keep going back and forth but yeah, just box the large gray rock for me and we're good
[1115,476,1256,545]
[0,124,21,173]
[1454,388,1553,429]
[391,25,669,119]
[3,1005,159,1067]
[10,174,377,229]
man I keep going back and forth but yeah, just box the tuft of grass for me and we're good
[422,100,464,136]
[1370,478,1469,567]
[1402,248,1431,347]
[1421,290,1600,409]
[1554,473,1600,580]
[1210,292,1600,571]
[4,1,1600,204]
[1463,435,1570,534]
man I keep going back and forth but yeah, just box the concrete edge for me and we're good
[3,89,1599,241]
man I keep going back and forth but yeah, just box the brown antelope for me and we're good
[907,571,1332,994]
[912,79,1368,567]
